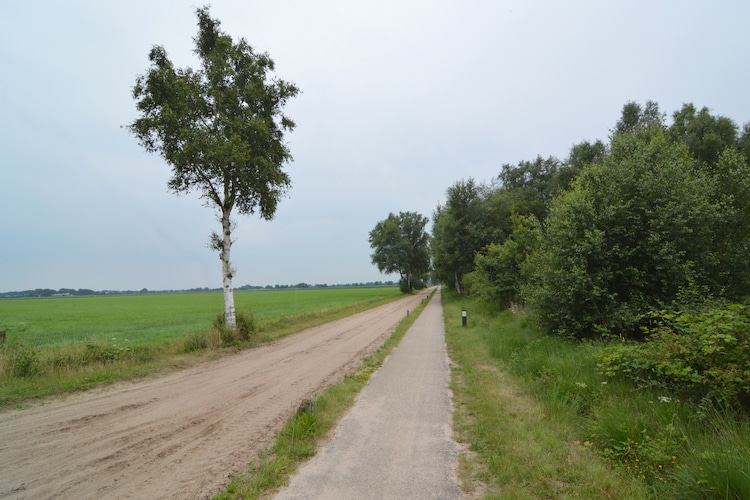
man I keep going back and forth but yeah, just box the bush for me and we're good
[597,304,750,410]
[11,340,40,378]
[212,310,257,345]
[525,126,731,339]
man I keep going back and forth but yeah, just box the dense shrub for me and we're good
[525,126,736,339]
[212,310,257,345]
[597,304,750,410]
[468,214,541,308]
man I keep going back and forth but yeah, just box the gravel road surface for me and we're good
[0,289,431,499]
[275,287,461,499]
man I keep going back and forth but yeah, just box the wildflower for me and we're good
[600,381,607,385]
[576,382,587,388]
[658,396,671,403]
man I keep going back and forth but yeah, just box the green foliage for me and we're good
[597,305,750,410]
[592,397,684,485]
[369,211,430,293]
[496,156,564,220]
[10,340,40,378]
[561,139,607,189]
[445,291,749,498]
[525,125,734,338]
[669,103,739,167]
[84,339,133,363]
[431,179,502,293]
[443,291,650,498]
[468,213,541,307]
[128,6,299,331]
[662,411,750,500]
[128,7,299,220]
[613,100,664,136]
[183,331,209,352]
[212,310,257,345]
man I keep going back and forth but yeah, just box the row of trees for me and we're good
[430,100,750,340]
[370,100,750,343]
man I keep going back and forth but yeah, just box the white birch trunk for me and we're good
[220,210,236,330]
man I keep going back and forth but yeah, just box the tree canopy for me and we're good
[432,99,750,340]
[369,212,431,293]
[128,7,299,330]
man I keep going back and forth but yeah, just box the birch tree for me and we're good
[128,7,298,329]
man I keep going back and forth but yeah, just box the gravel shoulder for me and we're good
[0,290,431,500]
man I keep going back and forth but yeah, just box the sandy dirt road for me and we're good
[0,289,432,500]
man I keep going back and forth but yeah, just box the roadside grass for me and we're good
[444,290,750,499]
[214,290,435,499]
[0,287,402,408]
[444,292,649,499]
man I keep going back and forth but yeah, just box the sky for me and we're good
[1,1,749,292]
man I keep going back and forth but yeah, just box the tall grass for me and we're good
[444,290,750,498]
[445,294,646,498]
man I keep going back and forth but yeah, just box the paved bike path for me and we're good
[275,287,461,499]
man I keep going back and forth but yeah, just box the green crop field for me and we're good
[0,287,401,349]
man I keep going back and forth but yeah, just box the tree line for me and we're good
[370,100,750,409]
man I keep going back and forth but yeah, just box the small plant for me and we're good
[11,339,40,378]
[84,339,132,364]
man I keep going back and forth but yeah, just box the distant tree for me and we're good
[369,211,430,293]
[127,7,299,330]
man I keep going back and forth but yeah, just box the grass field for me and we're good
[0,286,401,407]
[0,287,401,348]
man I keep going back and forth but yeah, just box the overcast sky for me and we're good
[1,1,749,291]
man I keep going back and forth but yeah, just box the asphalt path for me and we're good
[275,287,461,499]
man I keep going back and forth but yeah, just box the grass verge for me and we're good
[444,290,750,499]
[444,291,650,499]
[213,289,435,499]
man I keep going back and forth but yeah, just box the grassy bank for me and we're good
[214,289,435,499]
[0,287,401,408]
[443,290,750,499]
